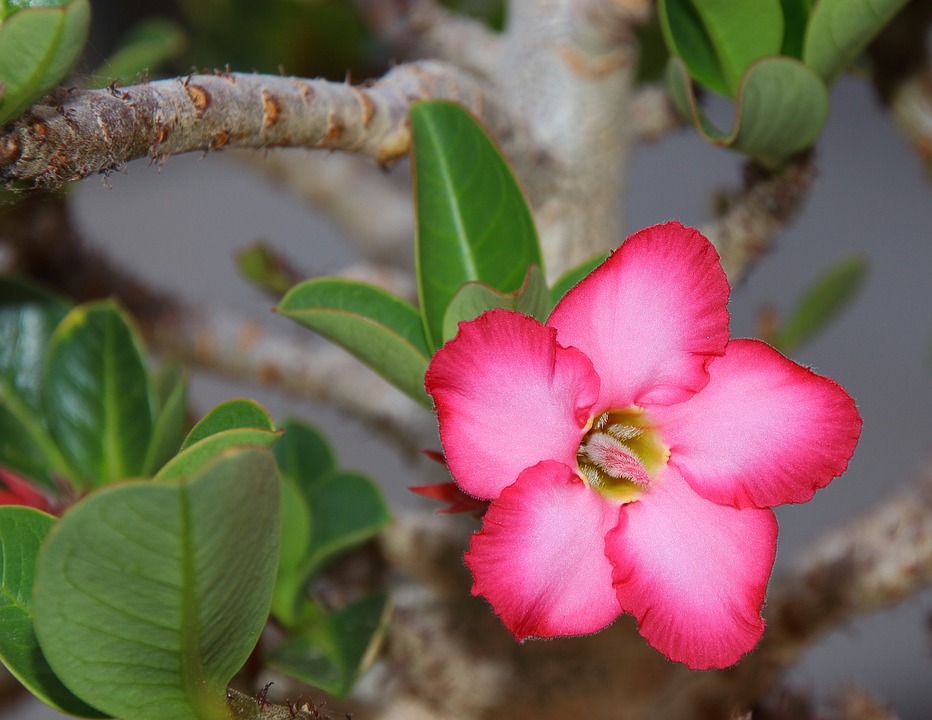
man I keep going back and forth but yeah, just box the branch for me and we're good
[890,69,932,174]
[0,61,527,187]
[702,158,818,286]
[0,192,432,451]
[357,0,503,81]
[245,149,414,264]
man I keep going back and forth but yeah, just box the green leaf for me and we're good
[0,276,72,488]
[0,0,91,126]
[441,265,548,343]
[273,418,336,494]
[411,100,542,350]
[549,253,608,309]
[0,275,69,413]
[803,0,909,85]
[780,0,813,58]
[0,507,106,717]
[267,592,390,698]
[772,255,868,353]
[272,473,312,626]
[667,55,829,167]
[277,278,431,406]
[155,427,280,482]
[33,448,280,720]
[659,0,783,96]
[301,471,390,582]
[141,365,188,476]
[181,398,274,450]
[86,18,186,87]
[43,302,155,489]
[235,242,298,296]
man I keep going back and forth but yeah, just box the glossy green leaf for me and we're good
[272,473,312,626]
[301,471,391,581]
[780,0,813,58]
[273,418,336,494]
[86,18,186,87]
[549,252,609,309]
[804,0,909,85]
[141,365,188,476]
[0,506,105,717]
[0,276,72,488]
[441,265,548,343]
[268,592,390,698]
[411,100,542,350]
[155,427,280,482]
[772,255,868,353]
[43,302,155,489]
[0,0,91,126]
[0,275,69,413]
[34,448,280,720]
[667,55,829,167]
[277,278,431,406]
[659,0,783,95]
[181,398,274,450]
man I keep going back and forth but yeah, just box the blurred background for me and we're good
[6,1,932,717]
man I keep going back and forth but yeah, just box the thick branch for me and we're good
[358,0,503,81]
[0,61,526,187]
[702,158,817,286]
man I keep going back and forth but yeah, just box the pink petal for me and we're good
[548,222,730,409]
[608,467,777,669]
[466,461,622,640]
[651,339,862,509]
[426,309,599,500]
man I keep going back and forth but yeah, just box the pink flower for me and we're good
[425,222,861,670]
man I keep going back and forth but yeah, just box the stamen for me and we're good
[606,424,643,442]
[578,432,651,486]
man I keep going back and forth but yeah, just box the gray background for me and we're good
[8,72,932,717]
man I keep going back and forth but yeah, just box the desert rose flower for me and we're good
[425,221,861,670]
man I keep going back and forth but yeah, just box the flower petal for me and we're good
[652,339,862,509]
[426,309,599,500]
[548,222,730,409]
[608,467,776,669]
[466,461,622,640]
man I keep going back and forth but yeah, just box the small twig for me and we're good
[890,68,932,174]
[0,61,527,187]
[702,158,818,286]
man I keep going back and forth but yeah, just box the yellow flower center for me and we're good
[576,408,669,502]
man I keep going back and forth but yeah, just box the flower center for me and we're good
[576,408,669,502]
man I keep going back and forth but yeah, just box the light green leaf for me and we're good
[441,265,548,343]
[155,427,280,482]
[43,302,155,489]
[0,506,106,717]
[271,473,312,627]
[804,0,909,85]
[659,0,783,96]
[772,255,868,353]
[277,278,431,406]
[34,448,280,720]
[549,253,608,309]
[0,0,91,125]
[267,592,391,698]
[667,55,829,167]
[141,365,188,476]
[181,398,274,450]
[86,18,185,87]
[235,242,297,296]
[411,100,542,350]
